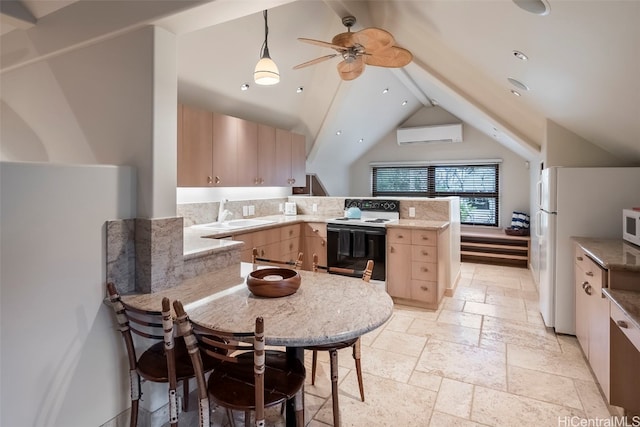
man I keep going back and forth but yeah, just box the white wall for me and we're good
[350,107,531,227]
[1,162,136,427]
[0,26,177,219]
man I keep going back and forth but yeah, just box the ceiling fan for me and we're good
[293,16,413,81]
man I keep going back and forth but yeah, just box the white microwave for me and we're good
[623,208,640,246]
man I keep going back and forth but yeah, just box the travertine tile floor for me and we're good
[176,262,620,427]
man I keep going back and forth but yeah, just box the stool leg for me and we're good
[353,339,365,402]
[295,387,305,426]
[183,379,190,411]
[330,349,340,427]
[311,350,318,385]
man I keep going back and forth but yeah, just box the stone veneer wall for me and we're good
[106,216,241,293]
[178,197,288,227]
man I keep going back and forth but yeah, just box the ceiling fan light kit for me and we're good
[254,10,280,85]
[294,15,413,81]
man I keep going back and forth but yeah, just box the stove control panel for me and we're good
[344,199,399,212]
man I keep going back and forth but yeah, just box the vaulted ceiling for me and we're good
[3,0,640,173]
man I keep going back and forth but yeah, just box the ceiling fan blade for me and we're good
[365,46,413,68]
[337,56,365,81]
[331,31,356,48]
[293,54,339,70]
[352,28,395,52]
[298,38,348,52]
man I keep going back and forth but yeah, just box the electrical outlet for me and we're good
[409,207,416,218]
[242,206,249,217]
[248,205,255,215]
[312,203,318,213]
[279,203,283,213]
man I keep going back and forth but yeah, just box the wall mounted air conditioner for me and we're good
[397,123,463,145]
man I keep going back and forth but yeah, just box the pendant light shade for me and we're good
[254,10,279,85]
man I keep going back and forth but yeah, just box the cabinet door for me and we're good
[304,236,327,270]
[236,118,258,186]
[212,113,238,186]
[387,243,412,298]
[290,132,306,187]
[178,104,213,187]
[257,124,276,185]
[275,128,293,186]
[575,265,590,356]
[589,289,610,401]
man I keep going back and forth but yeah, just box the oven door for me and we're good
[326,223,387,281]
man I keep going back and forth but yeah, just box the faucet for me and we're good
[218,198,231,223]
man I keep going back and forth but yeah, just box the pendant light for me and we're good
[254,10,280,85]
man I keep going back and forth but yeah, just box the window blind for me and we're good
[372,163,500,226]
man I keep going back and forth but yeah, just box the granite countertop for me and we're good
[121,262,394,347]
[389,219,450,230]
[603,288,640,331]
[183,214,451,257]
[572,237,640,272]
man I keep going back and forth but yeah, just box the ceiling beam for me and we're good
[0,0,37,30]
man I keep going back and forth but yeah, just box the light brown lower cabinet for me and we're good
[574,244,610,400]
[302,222,327,271]
[234,225,300,264]
[387,227,444,310]
[609,302,640,415]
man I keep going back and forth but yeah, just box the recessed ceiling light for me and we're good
[296,87,303,93]
[510,89,522,97]
[508,77,530,91]
[240,83,250,91]
[401,100,408,106]
[358,138,364,143]
[512,50,529,61]
[512,0,550,16]
[336,130,342,136]
[382,88,389,94]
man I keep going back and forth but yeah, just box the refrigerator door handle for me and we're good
[535,210,543,238]
[536,180,543,209]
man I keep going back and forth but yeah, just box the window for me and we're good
[372,163,500,226]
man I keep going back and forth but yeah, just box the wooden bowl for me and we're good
[246,268,301,298]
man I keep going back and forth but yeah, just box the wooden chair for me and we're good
[173,300,306,427]
[306,255,374,426]
[252,247,303,269]
[106,283,220,427]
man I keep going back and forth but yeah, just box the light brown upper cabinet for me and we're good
[178,104,213,187]
[256,124,276,186]
[275,129,306,187]
[178,103,305,187]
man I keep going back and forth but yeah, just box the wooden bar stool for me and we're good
[305,255,374,426]
[173,300,306,427]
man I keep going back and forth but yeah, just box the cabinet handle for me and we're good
[616,320,629,329]
[421,267,429,272]
[289,243,293,250]
[422,236,429,240]
[576,256,583,261]
[584,284,592,295]
[207,176,213,184]
[397,235,404,239]
[390,246,395,253]
[581,281,589,290]
[215,176,221,184]
[313,229,319,233]
[420,286,429,291]
[321,241,325,247]
[422,251,429,256]
[585,271,594,277]
[291,178,295,184]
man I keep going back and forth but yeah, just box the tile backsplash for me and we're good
[178,198,288,226]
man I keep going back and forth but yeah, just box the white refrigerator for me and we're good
[537,166,640,334]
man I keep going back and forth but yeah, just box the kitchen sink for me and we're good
[193,219,276,230]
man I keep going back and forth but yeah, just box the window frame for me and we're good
[371,161,501,227]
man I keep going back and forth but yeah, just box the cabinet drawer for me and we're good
[411,245,436,263]
[411,230,437,246]
[280,237,299,255]
[305,222,327,238]
[611,303,640,352]
[280,224,300,240]
[411,261,437,281]
[254,228,280,247]
[583,256,606,292]
[410,280,436,303]
[388,228,411,244]
[575,246,589,269]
